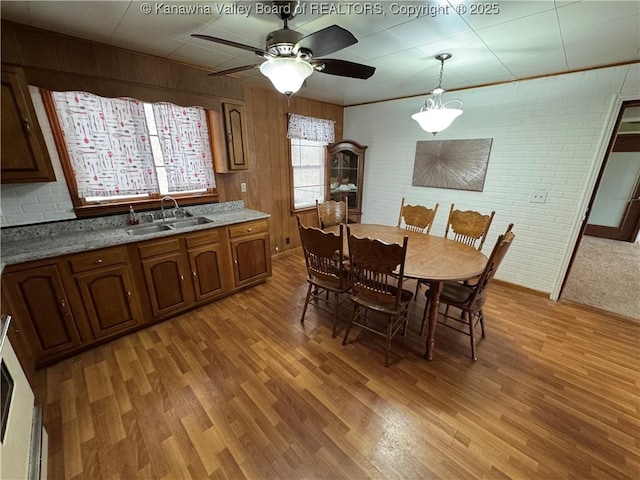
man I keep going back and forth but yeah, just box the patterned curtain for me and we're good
[52,91,158,197]
[152,103,216,192]
[287,114,335,144]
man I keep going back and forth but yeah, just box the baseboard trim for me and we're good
[559,299,639,324]
[492,279,550,298]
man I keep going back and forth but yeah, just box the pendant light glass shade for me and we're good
[259,58,314,97]
[412,53,463,135]
[411,95,463,134]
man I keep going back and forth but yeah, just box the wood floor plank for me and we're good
[36,249,640,479]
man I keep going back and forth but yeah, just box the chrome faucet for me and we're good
[160,196,180,220]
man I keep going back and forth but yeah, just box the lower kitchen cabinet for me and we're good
[228,220,272,288]
[69,246,143,339]
[140,242,194,318]
[1,218,271,367]
[1,263,83,363]
[186,230,228,302]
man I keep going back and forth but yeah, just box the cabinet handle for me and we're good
[60,299,67,315]
[247,228,252,232]
[127,289,132,302]
[227,131,233,142]
[234,259,238,267]
[94,259,104,265]
[180,274,185,283]
[192,271,197,279]
[23,117,31,135]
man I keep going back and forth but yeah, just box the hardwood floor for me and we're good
[37,250,640,479]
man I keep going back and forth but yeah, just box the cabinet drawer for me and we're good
[185,229,219,248]
[228,220,268,238]
[69,247,126,273]
[138,238,181,259]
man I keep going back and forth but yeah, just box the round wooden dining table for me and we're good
[327,223,488,360]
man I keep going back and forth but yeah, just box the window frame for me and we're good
[42,90,219,218]
[289,137,327,214]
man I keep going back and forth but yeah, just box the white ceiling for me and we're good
[2,1,639,106]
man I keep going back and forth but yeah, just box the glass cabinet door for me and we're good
[326,140,367,223]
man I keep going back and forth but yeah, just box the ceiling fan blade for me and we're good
[191,34,266,56]
[207,65,260,77]
[311,59,375,79]
[295,25,357,58]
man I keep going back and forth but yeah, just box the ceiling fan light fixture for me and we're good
[259,57,314,97]
[412,53,463,135]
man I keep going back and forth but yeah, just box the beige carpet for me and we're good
[562,235,640,321]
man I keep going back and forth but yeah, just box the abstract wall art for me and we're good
[412,138,493,192]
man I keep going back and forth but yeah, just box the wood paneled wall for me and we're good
[1,21,344,253]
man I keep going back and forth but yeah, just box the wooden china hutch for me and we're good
[325,139,367,224]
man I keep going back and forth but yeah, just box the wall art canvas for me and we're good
[412,138,493,192]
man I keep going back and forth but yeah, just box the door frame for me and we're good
[551,93,640,301]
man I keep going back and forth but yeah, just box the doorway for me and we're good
[584,104,640,241]
[560,100,640,320]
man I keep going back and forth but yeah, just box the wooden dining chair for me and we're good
[343,227,413,366]
[297,217,351,338]
[397,197,439,234]
[445,203,496,251]
[316,198,348,229]
[421,224,515,360]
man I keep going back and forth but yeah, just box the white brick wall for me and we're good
[344,65,640,296]
[0,87,76,227]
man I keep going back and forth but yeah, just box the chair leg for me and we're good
[300,283,313,324]
[414,280,421,298]
[479,309,486,338]
[332,291,340,338]
[342,304,358,345]
[465,310,477,361]
[385,315,393,367]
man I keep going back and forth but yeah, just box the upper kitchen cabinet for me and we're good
[326,140,367,224]
[1,65,56,184]
[211,101,249,173]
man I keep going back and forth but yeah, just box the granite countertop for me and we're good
[0,201,269,271]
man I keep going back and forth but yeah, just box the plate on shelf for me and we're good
[337,184,350,191]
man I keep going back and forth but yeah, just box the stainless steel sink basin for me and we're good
[169,217,214,229]
[126,217,213,235]
[126,224,173,235]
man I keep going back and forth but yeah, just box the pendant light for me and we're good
[411,53,463,135]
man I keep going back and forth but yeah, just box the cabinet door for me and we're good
[74,265,143,339]
[230,232,272,288]
[1,265,82,361]
[1,65,55,183]
[223,102,249,171]
[141,252,193,317]
[188,244,227,302]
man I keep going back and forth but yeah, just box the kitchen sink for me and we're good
[126,224,173,235]
[126,217,213,235]
[169,217,214,229]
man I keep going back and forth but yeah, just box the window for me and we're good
[287,113,335,211]
[291,138,326,209]
[45,90,216,213]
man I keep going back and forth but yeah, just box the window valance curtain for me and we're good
[287,114,335,145]
[52,91,159,197]
[152,103,215,192]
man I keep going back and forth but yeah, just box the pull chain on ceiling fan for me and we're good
[191,0,375,97]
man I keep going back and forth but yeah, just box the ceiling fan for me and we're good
[191,0,375,97]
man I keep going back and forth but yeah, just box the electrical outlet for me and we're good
[530,190,547,203]
[240,182,247,193]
